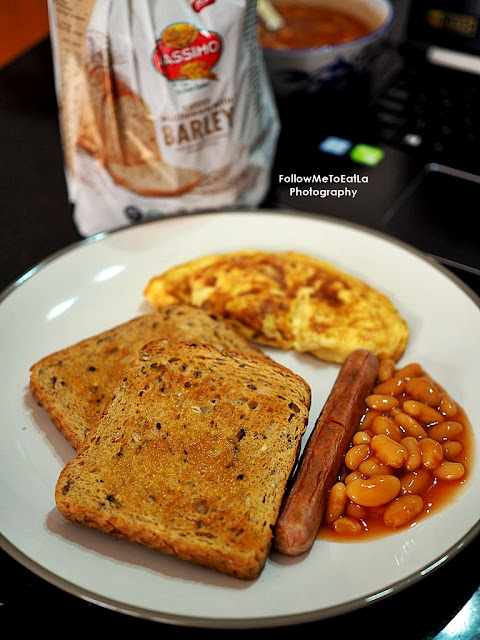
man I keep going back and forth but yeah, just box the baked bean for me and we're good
[371,434,408,468]
[383,494,424,528]
[344,470,365,484]
[442,440,463,460]
[344,443,370,470]
[371,415,403,441]
[358,457,395,477]
[346,475,401,508]
[365,504,386,516]
[428,420,463,441]
[344,501,367,520]
[405,377,442,407]
[393,412,428,438]
[322,360,471,542]
[401,436,422,471]
[374,377,405,396]
[378,358,396,382]
[435,461,465,481]
[332,516,362,536]
[388,405,404,417]
[402,400,443,425]
[440,393,457,418]
[401,468,433,494]
[359,409,381,431]
[366,394,400,411]
[353,430,371,445]
[325,481,347,523]
[420,437,444,469]
[395,362,423,379]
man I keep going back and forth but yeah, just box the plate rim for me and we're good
[1,523,478,629]
[1,208,479,628]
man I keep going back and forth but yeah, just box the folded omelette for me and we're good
[144,250,409,364]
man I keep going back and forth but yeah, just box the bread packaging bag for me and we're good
[48,0,280,236]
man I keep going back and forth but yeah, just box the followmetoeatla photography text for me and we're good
[278,173,368,199]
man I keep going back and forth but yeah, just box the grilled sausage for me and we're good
[274,349,379,555]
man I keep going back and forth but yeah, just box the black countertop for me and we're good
[1,39,479,637]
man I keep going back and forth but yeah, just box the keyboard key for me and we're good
[385,87,410,101]
[377,98,406,112]
[375,111,407,126]
[403,133,423,147]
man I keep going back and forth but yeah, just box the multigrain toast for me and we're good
[144,250,409,364]
[55,340,311,580]
[30,305,264,450]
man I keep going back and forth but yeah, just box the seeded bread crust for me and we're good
[30,305,264,450]
[55,340,311,580]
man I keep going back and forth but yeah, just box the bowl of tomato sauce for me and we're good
[258,0,394,97]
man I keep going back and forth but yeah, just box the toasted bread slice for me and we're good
[55,340,311,580]
[30,305,264,450]
[144,250,409,364]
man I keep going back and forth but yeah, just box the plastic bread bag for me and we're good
[48,0,280,236]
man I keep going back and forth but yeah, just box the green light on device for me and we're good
[350,144,384,167]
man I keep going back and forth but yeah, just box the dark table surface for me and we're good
[1,39,479,637]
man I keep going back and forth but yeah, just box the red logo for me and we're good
[192,0,216,11]
[153,23,222,81]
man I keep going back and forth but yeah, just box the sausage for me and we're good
[274,349,379,556]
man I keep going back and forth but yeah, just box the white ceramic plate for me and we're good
[1,210,479,628]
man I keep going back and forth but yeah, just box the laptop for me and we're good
[266,0,480,280]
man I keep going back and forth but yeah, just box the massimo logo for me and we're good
[153,23,222,81]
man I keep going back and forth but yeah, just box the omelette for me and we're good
[143,250,409,363]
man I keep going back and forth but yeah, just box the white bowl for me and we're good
[261,0,394,97]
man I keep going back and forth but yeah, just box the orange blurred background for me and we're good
[1,0,50,68]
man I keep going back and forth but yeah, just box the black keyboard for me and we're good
[368,64,480,173]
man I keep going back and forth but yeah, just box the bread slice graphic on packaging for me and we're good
[106,158,201,197]
[102,79,202,195]
[78,60,202,196]
[30,305,264,450]
[76,94,104,158]
[55,339,311,580]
